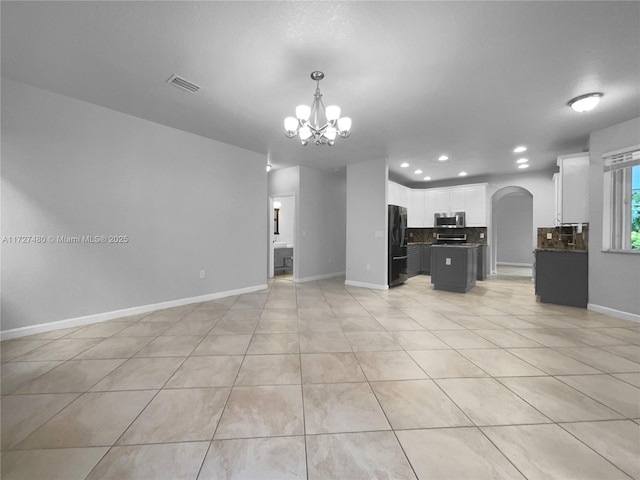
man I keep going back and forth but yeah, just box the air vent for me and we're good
[166,74,200,94]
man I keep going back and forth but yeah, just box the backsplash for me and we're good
[537,225,589,251]
[408,227,488,245]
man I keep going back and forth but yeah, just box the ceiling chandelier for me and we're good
[284,71,352,146]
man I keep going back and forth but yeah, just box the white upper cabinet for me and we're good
[402,183,487,228]
[464,185,487,226]
[388,181,409,208]
[434,189,450,213]
[449,187,466,212]
[424,190,436,227]
[408,190,425,227]
[556,153,589,224]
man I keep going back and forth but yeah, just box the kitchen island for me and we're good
[430,244,478,293]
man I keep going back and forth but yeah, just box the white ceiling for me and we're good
[2,1,639,185]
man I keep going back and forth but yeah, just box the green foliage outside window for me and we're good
[632,189,640,249]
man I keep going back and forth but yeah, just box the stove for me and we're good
[435,233,467,245]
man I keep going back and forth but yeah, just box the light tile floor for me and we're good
[2,273,640,479]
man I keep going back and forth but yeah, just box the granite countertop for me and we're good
[431,243,479,248]
[536,248,587,253]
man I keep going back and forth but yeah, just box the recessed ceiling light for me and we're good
[423,176,432,181]
[518,164,530,169]
[458,171,467,177]
[400,162,410,168]
[414,169,423,175]
[513,146,527,153]
[516,158,529,164]
[438,155,449,162]
[568,92,603,112]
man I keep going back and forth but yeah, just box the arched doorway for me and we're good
[490,186,534,276]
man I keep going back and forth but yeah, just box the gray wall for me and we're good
[588,116,640,319]
[268,165,346,281]
[485,170,556,274]
[298,166,347,281]
[495,192,534,265]
[2,79,267,331]
[346,158,388,289]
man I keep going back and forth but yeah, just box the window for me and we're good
[603,145,640,251]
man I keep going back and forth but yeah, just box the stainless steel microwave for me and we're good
[434,212,466,228]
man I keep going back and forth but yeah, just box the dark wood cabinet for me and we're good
[407,245,421,277]
[535,250,587,307]
[421,245,431,274]
[431,245,478,293]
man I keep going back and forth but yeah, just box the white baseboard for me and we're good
[0,284,268,340]
[497,262,533,267]
[294,271,345,283]
[344,280,389,290]
[587,303,640,324]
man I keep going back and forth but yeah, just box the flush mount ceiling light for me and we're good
[568,92,603,113]
[458,171,468,177]
[518,164,530,169]
[423,176,432,181]
[266,164,272,172]
[513,146,527,153]
[414,169,423,175]
[401,162,410,168]
[438,155,449,162]
[516,158,529,164]
[284,71,352,146]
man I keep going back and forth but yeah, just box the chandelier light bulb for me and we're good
[299,126,312,140]
[326,105,341,122]
[284,117,298,134]
[296,105,311,121]
[337,117,352,135]
[284,72,351,146]
[568,93,603,113]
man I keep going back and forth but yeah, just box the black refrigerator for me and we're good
[388,204,408,286]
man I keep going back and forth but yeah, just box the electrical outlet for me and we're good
[547,233,553,240]
[480,232,485,239]
[445,258,451,265]
[200,270,206,279]
[433,232,437,237]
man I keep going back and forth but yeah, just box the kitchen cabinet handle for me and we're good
[393,255,408,260]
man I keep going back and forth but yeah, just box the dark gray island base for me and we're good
[431,244,478,293]
[535,249,588,307]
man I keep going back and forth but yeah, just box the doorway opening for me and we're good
[490,186,534,278]
[268,193,295,279]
